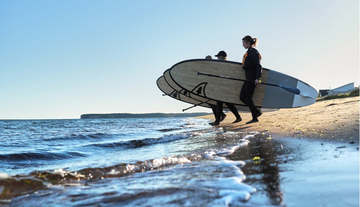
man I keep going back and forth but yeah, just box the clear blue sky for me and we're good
[0,0,358,119]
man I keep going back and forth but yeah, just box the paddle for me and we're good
[162,90,210,112]
[197,72,310,97]
[182,100,211,112]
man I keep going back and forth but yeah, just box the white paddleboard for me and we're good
[157,75,253,112]
[168,59,317,108]
[162,69,267,112]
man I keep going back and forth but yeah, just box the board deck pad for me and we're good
[169,59,317,108]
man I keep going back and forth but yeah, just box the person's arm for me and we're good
[255,64,262,80]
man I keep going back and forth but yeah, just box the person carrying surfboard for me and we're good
[241,35,262,124]
[209,51,242,126]
[204,55,227,122]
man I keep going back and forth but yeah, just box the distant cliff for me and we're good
[80,113,210,119]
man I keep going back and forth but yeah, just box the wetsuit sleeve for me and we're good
[256,64,262,80]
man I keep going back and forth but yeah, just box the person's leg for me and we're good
[248,83,261,117]
[220,111,226,122]
[240,82,261,123]
[240,83,250,106]
[246,84,258,115]
[215,101,223,122]
[225,103,241,123]
[209,102,223,126]
[210,105,217,119]
[211,104,226,122]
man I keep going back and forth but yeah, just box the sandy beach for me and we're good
[199,96,359,142]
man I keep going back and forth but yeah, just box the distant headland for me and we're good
[80,112,211,119]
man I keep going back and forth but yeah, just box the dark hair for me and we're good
[242,35,258,46]
[215,50,227,58]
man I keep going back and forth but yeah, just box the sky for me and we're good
[0,0,358,119]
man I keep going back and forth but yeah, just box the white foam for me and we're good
[203,133,252,160]
[205,177,256,206]
[219,190,251,204]
[216,145,240,156]
[63,183,82,186]
[221,177,249,188]
[204,150,217,159]
[52,169,85,179]
[220,163,245,178]
[53,169,67,177]
[125,164,137,172]
[223,131,239,136]
[243,134,256,139]
[220,159,246,168]
[191,131,204,136]
[239,139,250,147]
[150,156,192,169]
[107,169,120,175]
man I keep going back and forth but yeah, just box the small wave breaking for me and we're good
[0,151,86,162]
[43,132,116,142]
[0,131,267,201]
[157,127,182,132]
[86,133,190,149]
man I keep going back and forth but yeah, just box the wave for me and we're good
[0,153,204,200]
[0,131,266,201]
[0,151,86,161]
[157,128,181,132]
[43,132,117,142]
[86,133,190,149]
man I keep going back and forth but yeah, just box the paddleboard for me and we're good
[168,59,317,108]
[157,76,212,109]
[161,70,256,112]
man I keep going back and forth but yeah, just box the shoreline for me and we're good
[197,96,359,143]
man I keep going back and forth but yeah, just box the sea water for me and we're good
[0,118,262,206]
[0,118,358,207]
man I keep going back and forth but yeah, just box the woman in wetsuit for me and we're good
[241,35,262,124]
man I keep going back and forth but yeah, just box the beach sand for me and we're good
[198,96,359,142]
[197,97,359,206]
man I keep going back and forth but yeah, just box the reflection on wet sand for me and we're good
[228,135,358,207]
[228,136,288,206]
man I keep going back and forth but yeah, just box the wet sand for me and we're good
[199,97,359,142]
[197,96,359,206]
[228,136,359,207]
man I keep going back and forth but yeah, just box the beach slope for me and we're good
[199,97,359,142]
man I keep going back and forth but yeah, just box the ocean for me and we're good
[0,118,358,206]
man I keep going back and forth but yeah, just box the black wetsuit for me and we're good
[214,102,240,122]
[211,104,225,121]
[240,47,262,118]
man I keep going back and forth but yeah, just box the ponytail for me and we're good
[252,38,258,47]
